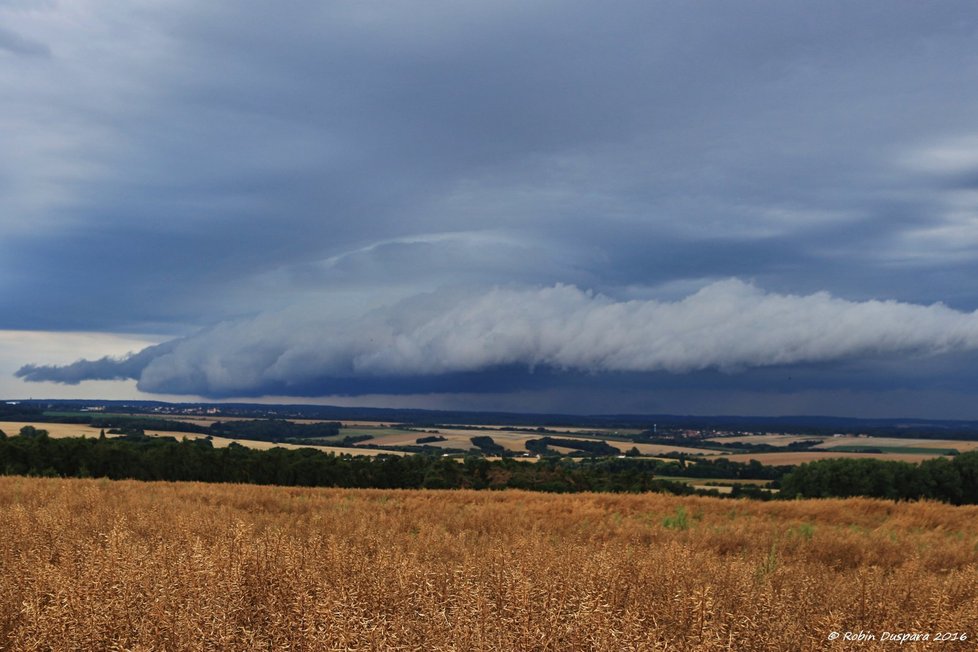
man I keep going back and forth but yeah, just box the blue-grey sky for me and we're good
[5,0,978,417]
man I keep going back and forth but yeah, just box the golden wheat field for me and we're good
[1,478,977,651]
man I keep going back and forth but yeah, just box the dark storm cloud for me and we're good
[6,1,978,412]
[3,0,978,323]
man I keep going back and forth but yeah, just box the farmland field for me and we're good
[0,417,716,458]
[163,416,389,428]
[723,451,946,465]
[653,476,774,486]
[0,421,406,457]
[0,421,104,439]
[706,434,821,446]
[1,477,976,651]
[813,437,978,452]
[822,446,960,455]
[435,423,645,436]
[199,435,405,456]
[11,415,978,464]
[358,428,551,452]
[652,476,777,495]
[708,434,978,454]
[359,427,718,456]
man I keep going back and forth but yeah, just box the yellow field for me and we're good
[706,434,819,446]
[723,451,943,465]
[625,442,723,456]
[1,477,976,651]
[362,428,716,457]
[360,428,530,451]
[0,422,405,457]
[0,421,100,439]
[436,423,644,435]
[161,416,374,427]
[690,484,734,494]
[813,437,978,452]
[7,419,976,466]
[202,435,405,456]
[707,434,978,455]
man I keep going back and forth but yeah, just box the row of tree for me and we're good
[5,426,978,503]
[0,430,692,493]
[97,417,344,442]
[780,453,978,504]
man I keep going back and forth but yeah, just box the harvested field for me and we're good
[690,484,734,494]
[362,429,718,456]
[437,424,644,435]
[654,476,774,486]
[0,477,975,651]
[0,421,97,439]
[546,445,579,455]
[707,434,978,454]
[723,451,945,465]
[202,435,405,456]
[625,442,724,456]
[813,436,978,452]
[1,421,405,457]
[361,429,547,452]
[706,434,823,446]
[156,416,359,427]
[353,428,492,450]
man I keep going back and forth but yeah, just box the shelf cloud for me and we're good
[17,280,978,398]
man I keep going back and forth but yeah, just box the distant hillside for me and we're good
[5,398,978,438]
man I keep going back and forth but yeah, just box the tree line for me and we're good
[780,454,978,504]
[0,428,769,494]
[4,425,978,503]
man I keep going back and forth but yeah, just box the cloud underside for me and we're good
[15,280,978,398]
[4,1,978,337]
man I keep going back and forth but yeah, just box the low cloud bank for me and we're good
[16,280,978,397]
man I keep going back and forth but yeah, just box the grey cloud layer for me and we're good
[0,26,49,56]
[3,1,978,333]
[18,281,978,397]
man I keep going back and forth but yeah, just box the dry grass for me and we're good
[1,478,976,651]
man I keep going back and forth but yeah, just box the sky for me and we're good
[4,0,978,418]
